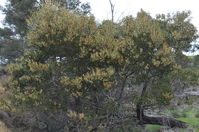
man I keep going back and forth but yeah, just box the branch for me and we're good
[117,76,128,104]
[109,0,115,22]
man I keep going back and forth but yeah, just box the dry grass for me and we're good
[0,72,11,132]
[0,75,7,96]
[0,121,11,132]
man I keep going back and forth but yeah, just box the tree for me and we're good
[5,4,198,130]
[0,0,91,63]
[119,11,198,127]
[0,27,24,64]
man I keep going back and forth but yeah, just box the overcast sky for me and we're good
[0,0,198,55]
[0,0,199,28]
[0,0,6,27]
[82,0,199,29]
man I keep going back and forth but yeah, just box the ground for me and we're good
[0,74,11,132]
[0,68,199,132]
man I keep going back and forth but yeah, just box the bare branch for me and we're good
[109,0,115,22]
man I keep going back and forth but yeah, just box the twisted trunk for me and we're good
[142,115,188,128]
[136,81,188,128]
[136,81,148,124]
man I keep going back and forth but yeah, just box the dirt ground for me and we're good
[0,69,11,132]
[0,121,11,132]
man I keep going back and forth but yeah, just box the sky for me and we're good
[0,0,6,27]
[0,0,199,28]
[0,0,198,55]
[81,0,199,29]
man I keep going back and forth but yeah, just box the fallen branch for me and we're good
[142,115,188,128]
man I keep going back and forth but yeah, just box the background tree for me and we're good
[0,0,91,64]
[5,4,199,131]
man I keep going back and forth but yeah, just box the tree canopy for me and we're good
[0,0,91,63]
[5,3,199,131]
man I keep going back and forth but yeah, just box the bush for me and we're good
[172,111,181,118]
[181,112,187,118]
[195,112,199,118]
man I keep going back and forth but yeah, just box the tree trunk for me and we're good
[136,81,148,124]
[74,97,81,112]
[142,115,188,128]
[117,76,127,104]
[136,103,144,124]
[136,82,188,128]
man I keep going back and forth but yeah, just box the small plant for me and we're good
[195,112,199,118]
[181,112,187,118]
[146,124,163,131]
[172,111,181,118]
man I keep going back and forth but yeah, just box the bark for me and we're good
[136,81,188,128]
[109,0,115,22]
[74,97,81,113]
[136,81,148,124]
[142,115,188,128]
[136,104,188,128]
[117,76,127,103]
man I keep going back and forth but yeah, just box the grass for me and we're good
[185,111,196,117]
[146,124,163,131]
[177,117,199,132]
[195,127,199,132]
[174,107,199,131]
[177,117,199,126]
[146,105,199,132]
[187,55,195,60]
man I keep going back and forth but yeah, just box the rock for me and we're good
[38,121,47,129]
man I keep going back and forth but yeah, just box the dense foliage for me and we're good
[4,3,199,131]
[0,0,90,63]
